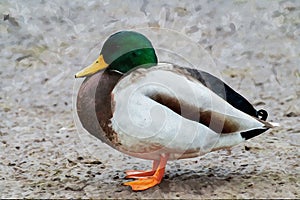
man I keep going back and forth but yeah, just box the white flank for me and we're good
[110,63,265,160]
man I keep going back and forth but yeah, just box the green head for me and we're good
[75,31,158,77]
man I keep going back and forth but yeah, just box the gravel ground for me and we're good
[1,0,299,198]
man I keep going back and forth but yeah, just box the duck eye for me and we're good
[96,61,99,63]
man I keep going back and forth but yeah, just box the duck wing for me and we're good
[183,68,267,120]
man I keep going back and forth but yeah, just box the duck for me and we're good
[75,31,278,191]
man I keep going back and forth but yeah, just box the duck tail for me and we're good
[240,118,279,140]
[257,118,280,129]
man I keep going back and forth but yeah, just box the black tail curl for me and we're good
[257,109,268,121]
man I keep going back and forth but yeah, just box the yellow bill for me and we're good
[75,54,108,78]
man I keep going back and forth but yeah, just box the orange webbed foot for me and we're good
[124,154,169,191]
[124,174,161,191]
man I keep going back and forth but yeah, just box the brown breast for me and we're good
[76,70,122,147]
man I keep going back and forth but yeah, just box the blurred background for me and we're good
[0,0,299,198]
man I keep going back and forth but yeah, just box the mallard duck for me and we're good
[75,31,278,191]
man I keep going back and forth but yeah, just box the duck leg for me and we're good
[125,160,159,178]
[124,154,169,191]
